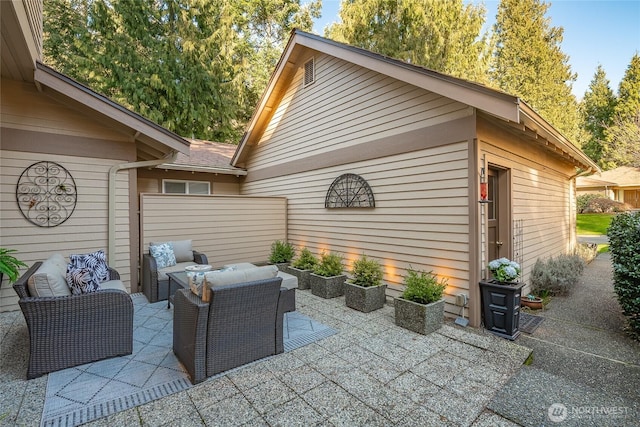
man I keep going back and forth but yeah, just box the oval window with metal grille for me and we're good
[325,173,375,208]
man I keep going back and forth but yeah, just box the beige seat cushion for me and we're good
[277,271,298,290]
[100,280,127,293]
[205,265,278,288]
[27,253,71,297]
[157,262,198,281]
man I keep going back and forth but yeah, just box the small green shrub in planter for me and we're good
[312,252,344,277]
[349,255,383,287]
[268,240,296,265]
[607,211,640,340]
[310,252,345,299]
[395,269,447,335]
[345,255,386,312]
[291,248,318,270]
[530,254,585,296]
[287,248,318,290]
[401,269,447,304]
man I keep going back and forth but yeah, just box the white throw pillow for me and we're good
[149,242,176,269]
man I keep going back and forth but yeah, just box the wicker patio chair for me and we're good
[142,250,208,303]
[13,262,134,379]
[173,277,284,384]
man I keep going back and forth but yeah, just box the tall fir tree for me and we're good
[601,54,640,169]
[43,0,319,142]
[490,0,581,144]
[580,65,617,164]
[325,0,492,84]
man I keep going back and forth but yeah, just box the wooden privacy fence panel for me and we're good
[140,194,287,267]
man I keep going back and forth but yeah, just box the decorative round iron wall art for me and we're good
[16,161,77,227]
[325,173,375,208]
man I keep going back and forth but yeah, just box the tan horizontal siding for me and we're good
[1,150,132,312]
[140,194,287,268]
[246,53,471,169]
[1,78,128,141]
[241,142,471,313]
[479,118,576,288]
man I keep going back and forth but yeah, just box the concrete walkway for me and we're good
[577,234,610,245]
[2,253,638,426]
[2,289,531,426]
[489,253,640,426]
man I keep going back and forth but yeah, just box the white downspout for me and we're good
[108,152,178,263]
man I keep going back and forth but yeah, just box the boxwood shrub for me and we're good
[607,211,640,340]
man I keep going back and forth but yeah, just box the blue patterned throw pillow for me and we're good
[68,249,110,283]
[66,266,102,294]
[149,242,177,269]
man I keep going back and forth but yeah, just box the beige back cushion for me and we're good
[205,265,278,288]
[27,253,71,297]
[245,265,278,282]
[171,240,193,262]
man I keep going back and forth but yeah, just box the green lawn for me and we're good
[576,213,615,235]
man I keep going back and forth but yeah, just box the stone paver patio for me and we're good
[1,290,530,426]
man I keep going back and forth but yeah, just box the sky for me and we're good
[311,0,640,100]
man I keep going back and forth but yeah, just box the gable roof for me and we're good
[577,166,640,188]
[33,62,190,160]
[2,2,190,161]
[232,29,599,173]
[159,139,247,175]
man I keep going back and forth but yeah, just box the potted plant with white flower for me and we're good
[479,257,525,340]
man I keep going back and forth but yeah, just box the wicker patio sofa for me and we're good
[13,258,133,379]
[141,239,208,303]
[173,271,288,384]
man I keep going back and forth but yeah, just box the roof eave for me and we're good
[158,163,247,176]
[518,103,601,174]
[34,61,190,157]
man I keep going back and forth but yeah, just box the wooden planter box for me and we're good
[479,280,525,340]
[310,273,346,299]
[285,266,312,290]
[344,282,387,313]
[394,298,444,335]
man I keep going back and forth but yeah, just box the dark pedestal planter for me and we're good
[394,298,444,335]
[344,282,387,313]
[286,266,312,290]
[310,274,345,299]
[479,280,525,340]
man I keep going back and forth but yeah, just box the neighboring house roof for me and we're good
[159,139,247,176]
[232,29,599,174]
[33,62,190,160]
[577,166,640,188]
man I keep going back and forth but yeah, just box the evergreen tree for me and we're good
[43,0,319,142]
[325,0,491,84]
[602,54,640,169]
[490,0,581,144]
[580,65,617,164]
